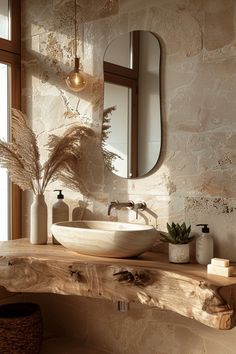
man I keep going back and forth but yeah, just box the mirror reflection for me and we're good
[103,30,162,179]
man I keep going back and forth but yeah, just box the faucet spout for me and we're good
[108,200,119,216]
[108,200,134,216]
[134,201,147,219]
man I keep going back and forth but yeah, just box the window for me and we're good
[0,0,10,40]
[0,62,10,240]
[0,0,21,240]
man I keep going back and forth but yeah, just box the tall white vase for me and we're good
[30,194,48,245]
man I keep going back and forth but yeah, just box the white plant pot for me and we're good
[168,243,190,263]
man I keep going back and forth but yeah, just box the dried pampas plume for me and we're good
[43,125,95,193]
[102,106,121,171]
[0,109,94,195]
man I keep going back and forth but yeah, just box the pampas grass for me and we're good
[0,109,94,195]
[102,106,121,171]
[43,125,95,194]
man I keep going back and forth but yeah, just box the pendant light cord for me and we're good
[74,0,77,59]
[66,0,86,91]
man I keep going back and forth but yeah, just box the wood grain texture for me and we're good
[0,239,236,329]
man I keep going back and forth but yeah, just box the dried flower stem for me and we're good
[0,109,95,195]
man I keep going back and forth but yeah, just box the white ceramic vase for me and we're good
[168,243,190,263]
[30,194,48,245]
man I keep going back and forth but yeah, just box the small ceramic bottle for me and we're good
[72,200,94,221]
[196,224,214,265]
[30,194,48,245]
[52,190,69,244]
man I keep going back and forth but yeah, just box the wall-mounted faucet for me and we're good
[108,200,134,216]
[108,200,147,219]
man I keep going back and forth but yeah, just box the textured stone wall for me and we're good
[21,0,236,353]
[21,0,236,260]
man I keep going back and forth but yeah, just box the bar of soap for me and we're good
[207,264,234,277]
[211,258,229,267]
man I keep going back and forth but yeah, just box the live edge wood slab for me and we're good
[0,239,236,330]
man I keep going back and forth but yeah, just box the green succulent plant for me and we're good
[160,222,194,244]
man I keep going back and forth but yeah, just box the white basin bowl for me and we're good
[51,220,158,258]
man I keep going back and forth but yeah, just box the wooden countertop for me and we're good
[0,238,236,330]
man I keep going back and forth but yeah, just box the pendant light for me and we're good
[66,0,86,92]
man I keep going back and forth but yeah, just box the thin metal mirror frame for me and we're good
[102,30,164,180]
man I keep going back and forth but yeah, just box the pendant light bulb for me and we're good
[65,0,86,92]
[66,57,86,92]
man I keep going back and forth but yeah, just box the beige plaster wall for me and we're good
[20,0,236,353]
[13,293,236,354]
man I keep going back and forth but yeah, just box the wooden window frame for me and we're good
[104,73,138,178]
[0,0,21,239]
[0,0,21,54]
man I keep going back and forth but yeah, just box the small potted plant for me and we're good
[160,222,194,263]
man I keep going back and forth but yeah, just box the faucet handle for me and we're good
[135,201,147,210]
[128,200,134,209]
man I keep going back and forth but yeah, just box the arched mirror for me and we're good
[102,30,162,179]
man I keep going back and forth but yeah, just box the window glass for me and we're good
[105,33,132,69]
[0,62,10,240]
[104,82,131,178]
[0,0,10,40]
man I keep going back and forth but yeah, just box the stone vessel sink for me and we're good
[51,220,158,258]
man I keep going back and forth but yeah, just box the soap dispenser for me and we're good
[52,190,69,244]
[196,224,214,265]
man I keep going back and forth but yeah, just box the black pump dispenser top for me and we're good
[54,190,64,199]
[196,224,209,233]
